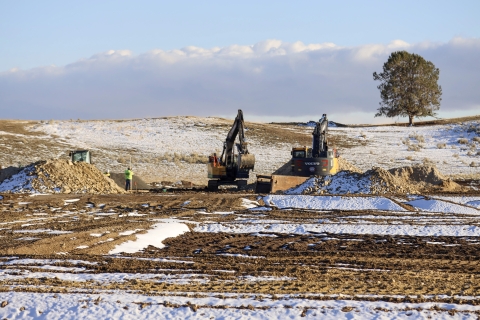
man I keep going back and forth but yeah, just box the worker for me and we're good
[213,153,219,167]
[125,167,133,191]
[104,170,110,178]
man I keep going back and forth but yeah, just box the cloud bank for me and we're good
[1,38,479,123]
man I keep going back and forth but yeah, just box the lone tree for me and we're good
[373,51,442,125]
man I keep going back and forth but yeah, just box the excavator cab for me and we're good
[69,150,91,164]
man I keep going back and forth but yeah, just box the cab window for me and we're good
[293,151,305,158]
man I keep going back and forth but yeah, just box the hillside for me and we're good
[0,116,479,186]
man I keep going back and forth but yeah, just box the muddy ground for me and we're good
[1,192,480,309]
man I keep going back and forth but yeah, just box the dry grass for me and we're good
[436,143,447,149]
[409,133,425,143]
[159,152,209,164]
[422,158,436,167]
[407,144,423,152]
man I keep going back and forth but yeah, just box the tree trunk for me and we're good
[408,115,414,126]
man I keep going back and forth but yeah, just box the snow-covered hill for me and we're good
[0,116,479,185]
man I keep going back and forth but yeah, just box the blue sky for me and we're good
[1,1,479,123]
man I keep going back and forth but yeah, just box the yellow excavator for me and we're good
[207,110,255,191]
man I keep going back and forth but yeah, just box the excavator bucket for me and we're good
[255,174,309,193]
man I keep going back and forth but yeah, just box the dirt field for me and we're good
[0,192,479,313]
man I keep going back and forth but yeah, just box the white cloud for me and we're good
[1,38,479,122]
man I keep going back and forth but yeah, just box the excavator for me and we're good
[256,114,338,193]
[291,114,338,176]
[207,109,255,191]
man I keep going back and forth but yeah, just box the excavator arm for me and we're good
[220,109,249,167]
[312,114,329,157]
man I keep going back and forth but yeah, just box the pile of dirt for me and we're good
[337,157,362,173]
[370,165,463,194]
[286,164,465,195]
[0,159,125,194]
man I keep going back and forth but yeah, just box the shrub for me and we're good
[408,144,422,152]
[453,153,459,158]
[405,155,414,161]
[470,162,478,167]
[458,138,469,144]
[436,143,446,149]
[409,133,425,143]
[423,158,436,167]
[473,136,480,143]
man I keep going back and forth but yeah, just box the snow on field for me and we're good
[432,196,480,208]
[0,166,36,193]
[406,198,480,214]
[28,117,292,183]
[331,121,480,177]
[25,118,479,185]
[0,291,477,320]
[0,268,209,284]
[194,220,480,237]
[264,195,406,211]
[109,221,189,254]
[190,194,480,237]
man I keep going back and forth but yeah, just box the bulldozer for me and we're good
[69,150,91,164]
[207,109,255,191]
[256,114,338,193]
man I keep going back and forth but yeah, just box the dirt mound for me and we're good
[286,164,464,195]
[337,157,362,173]
[0,159,125,194]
